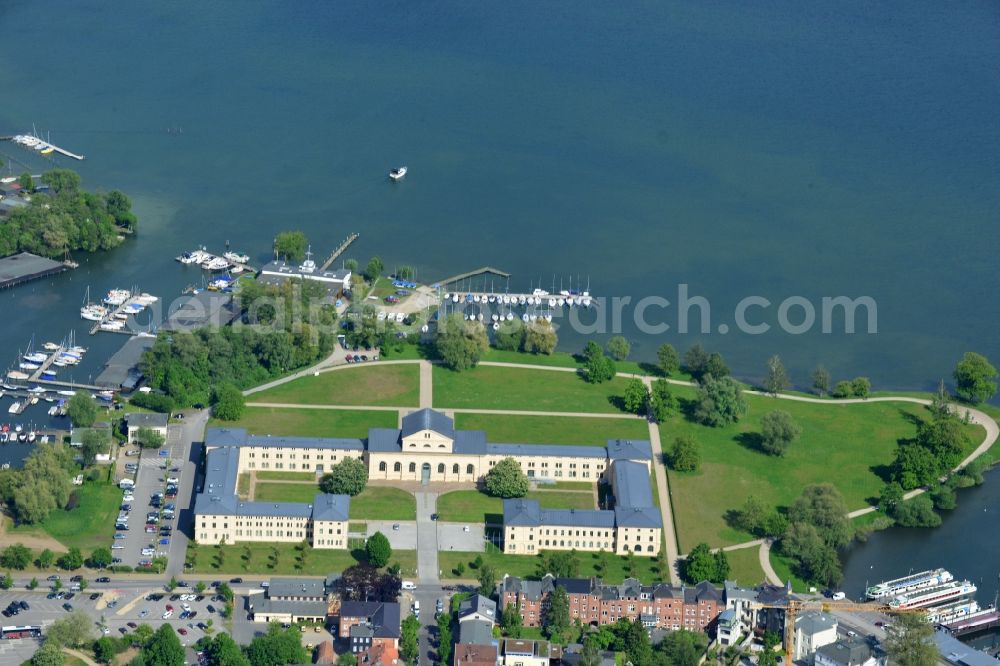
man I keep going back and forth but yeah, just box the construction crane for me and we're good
[756,597,927,662]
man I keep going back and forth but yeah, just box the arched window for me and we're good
[452,464,459,474]
[466,464,474,474]
[393,462,401,472]
[634,544,642,552]
[378,462,387,472]
[408,462,416,473]
[647,545,655,553]
[437,463,445,474]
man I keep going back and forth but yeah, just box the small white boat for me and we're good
[42,342,60,351]
[7,403,19,414]
[506,312,514,321]
[521,313,529,322]
[27,432,36,443]
[23,352,47,363]
[389,166,407,181]
[19,362,40,371]
[57,390,76,397]
[567,297,576,307]
[492,322,500,331]
[223,251,250,264]
[548,298,556,308]
[103,289,131,306]
[557,298,566,307]
[6,371,29,381]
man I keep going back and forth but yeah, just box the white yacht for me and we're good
[389,166,407,181]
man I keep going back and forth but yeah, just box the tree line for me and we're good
[0,168,137,258]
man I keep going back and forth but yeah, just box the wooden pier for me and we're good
[319,233,360,271]
[27,345,66,382]
[2,135,85,160]
[437,266,511,287]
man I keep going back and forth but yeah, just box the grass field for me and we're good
[439,546,667,583]
[723,546,769,586]
[256,471,316,481]
[209,407,397,438]
[665,385,986,550]
[187,541,417,576]
[433,365,633,414]
[436,489,595,523]
[350,487,416,520]
[454,413,648,446]
[250,484,416,521]
[251,363,420,407]
[10,483,121,553]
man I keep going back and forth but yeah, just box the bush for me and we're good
[128,392,175,413]
[831,381,853,398]
[891,495,941,527]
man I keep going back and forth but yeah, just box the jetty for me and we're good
[3,134,85,160]
[27,345,67,382]
[319,233,360,271]
[437,266,510,287]
[942,609,1000,637]
[87,290,159,336]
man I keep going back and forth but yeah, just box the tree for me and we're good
[56,547,83,571]
[484,457,529,498]
[477,563,498,596]
[132,623,155,647]
[46,610,94,647]
[365,532,392,568]
[364,256,384,282]
[585,352,616,384]
[0,572,11,589]
[658,629,707,666]
[763,355,790,396]
[714,549,730,581]
[878,482,905,512]
[80,428,107,466]
[344,258,358,273]
[319,457,368,496]
[543,585,570,638]
[211,383,245,421]
[759,631,781,666]
[31,643,64,666]
[67,392,98,427]
[884,612,937,666]
[693,376,748,427]
[759,410,802,456]
[622,378,649,415]
[535,550,581,578]
[649,379,675,422]
[831,380,853,398]
[606,336,631,361]
[682,344,710,380]
[580,638,602,666]
[244,622,308,666]
[42,169,81,194]
[623,617,653,666]
[28,577,38,590]
[19,171,34,192]
[682,543,717,583]
[788,484,851,547]
[204,632,250,666]
[779,521,842,587]
[657,343,679,376]
[273,230,308,262]
[891,495,941,528]
[954,352,997,404]
[437,612,453,664]
[670,435,700,472]
[400,615,420,664]
[501,602,523,638]
[494,322,525,351]
[915,415,970,470]
[706,352,730,379]
[523,320,558,355]
[1,544,32,570]
[134,427,165,449]
[94,635,119,663]
[851,376,871,398]
[730,495,769,535]
[812,365,831,396]
[891,444,943,490]
[435,313,489,371]
[930,483,957,511]
[337,654,358,666]
[37,548,54,569]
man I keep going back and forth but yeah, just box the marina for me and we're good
[175,247,253,274]
[2,132,85,160]
[82,288,159,335]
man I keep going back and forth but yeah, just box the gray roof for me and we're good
[312,493,350,522]
[685,580,724,603]
[501,574,555,603]
[267,577,327,599]
[205,427,363,451]
[127,412,169,429]
[95,335,156,389]
[339,601,401,639]
[488,443,607,459]
[503,498,615,529]
[161,291,239,332]
[367,428,402,452]
[402,408,455,439]
[555,578,591,595]
[613,461,654,509]
[255,597,328,618]
[606,439,653,461]
[259,260,351,282]
[503,499,542,526]
[796,611,837,636]
[206,428,248,448]
[0,252,66,286]
[934,630,1000,666]
[458,619,496,646]
[458,595,497,623]
[614,505,662,528]
[815,638,876,666]
[454,430,487,454]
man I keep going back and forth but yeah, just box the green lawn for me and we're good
[210,407,397,438]
[666,386,987,550]
[454,413,648,446]
[251,363,420,407]
[187,541,417,577]
[547,481,595,491]
[256,471,316,481]
[350,487,416,520]
[433,365,633,414]
[254,482,318,503]
[723,547,769,587]
[10,483,121,553]
[437,490,595,523]
[439,546,668,583]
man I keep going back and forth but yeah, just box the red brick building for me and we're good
[499,575,724,632]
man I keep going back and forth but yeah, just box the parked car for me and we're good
[62,603,73,612]
[89,593,101,601]
[96,577,111,583]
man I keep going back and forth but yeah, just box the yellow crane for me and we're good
[756,597,927,662]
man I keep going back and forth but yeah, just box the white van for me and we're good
[831,592,846,601]
[401,581,416,591]
[412,600,420,616]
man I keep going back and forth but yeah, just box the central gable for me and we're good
[400,408,455,452]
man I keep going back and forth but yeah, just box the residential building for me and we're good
[459,595,498,625]
[498,575,723,632]
[126,412,168,444]
[339,600,402,653]
[250,577,331,624]
[720,581,790,646]
[356,639,400,666]
[793,612,838,661]
[815,638,885,666]
[195,408,656,552]
[455,643,499,666]
[501,638,552,666]
[459,619,497,647]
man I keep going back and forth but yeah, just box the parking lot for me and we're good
[437,523,484,551]
[0,583,226,650]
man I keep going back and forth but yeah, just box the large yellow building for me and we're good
[193,409,660,552]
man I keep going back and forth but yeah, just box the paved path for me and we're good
[759,541,782,585]
[641,377,680,585]
[419,360,433,409]
[413,492,440,584]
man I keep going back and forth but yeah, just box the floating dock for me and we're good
[4,134,85,160]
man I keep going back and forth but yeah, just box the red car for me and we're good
[178,628,188,635]
[127,622,137,628]
[165,604,173,612]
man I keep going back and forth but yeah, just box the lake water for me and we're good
[0,0,998,595]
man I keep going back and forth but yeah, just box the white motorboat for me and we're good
[223,251,250,264]
[103,289,131,306]
[42,342,60,351]
[7,402,19,414]
[389,166,407,181]
[19,362,40,371]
